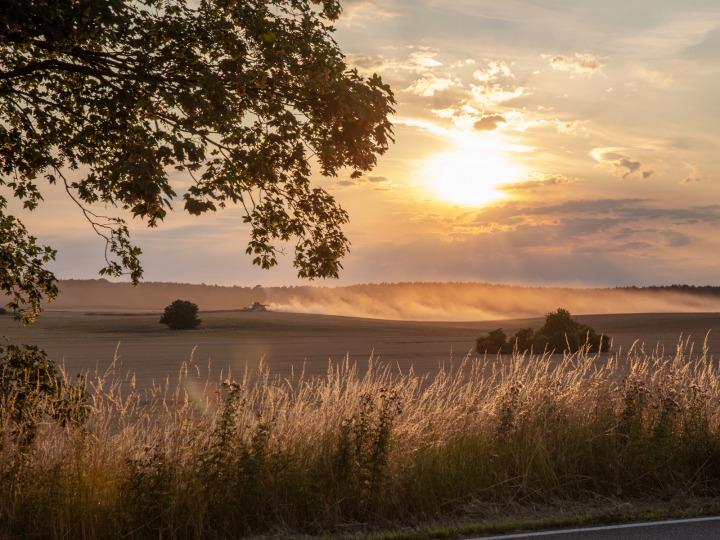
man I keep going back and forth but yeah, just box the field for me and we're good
[1,310,720,389]
[4,313,720,539]
[4,310,720,539]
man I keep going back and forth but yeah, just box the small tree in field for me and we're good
[475,308,611,355]
[476,328,508,354]
[160,300,201,330]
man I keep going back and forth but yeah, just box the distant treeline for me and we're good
[6,279,720,320]
[617,285,720,296]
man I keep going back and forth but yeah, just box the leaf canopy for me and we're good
[0,0,395,322]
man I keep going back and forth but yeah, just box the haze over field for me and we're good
[35,279,720,321]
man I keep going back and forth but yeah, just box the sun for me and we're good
[421,138,527,206]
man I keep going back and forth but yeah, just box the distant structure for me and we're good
[241,301,269,312]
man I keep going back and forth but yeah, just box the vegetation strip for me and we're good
[4,340,720,538]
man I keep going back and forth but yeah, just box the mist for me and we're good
[29,280,720,322]
[265,283,720,321]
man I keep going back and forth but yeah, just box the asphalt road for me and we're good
[473,516,720,539]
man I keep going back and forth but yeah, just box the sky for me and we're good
[19,0,720,287]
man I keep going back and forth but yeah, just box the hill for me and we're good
[17,279,720,321]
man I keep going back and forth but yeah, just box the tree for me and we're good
[160,299,201,329]
[475,309,611,355]
[0,0,395,322]
[511,327,534,352]
[533,308,610,353]
[476,328,507,354]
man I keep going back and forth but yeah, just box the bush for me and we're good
[476,308,610,354]
[475,328,507,354]
[0,344,89,446]
[159,300,201,330]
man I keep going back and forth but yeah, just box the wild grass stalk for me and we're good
[2,339,720,538]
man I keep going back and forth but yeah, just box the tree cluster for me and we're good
[476,308,610,354]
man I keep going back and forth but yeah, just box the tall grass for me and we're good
[3,338,720,538]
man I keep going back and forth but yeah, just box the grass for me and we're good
[326,497,720,539]
[3,337,720,539]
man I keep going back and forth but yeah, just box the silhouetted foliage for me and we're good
[0,0,395,321]
[619,285,720,296]
[476,308,610,354]
[512,327,535,351]
[475,328,508,354]
[0,344,89,445]
[159,299,201,330]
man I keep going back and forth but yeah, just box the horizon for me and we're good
[49,277,720,290]
[34,279,720,322]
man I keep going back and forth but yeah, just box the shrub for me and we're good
[511,327,535,351]
[476,308,610,354]
[0,344,89,446]
[475,328,507,354]
[159,299,201,330]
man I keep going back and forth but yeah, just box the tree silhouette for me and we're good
[160,299,201,330]
[476,309,610,354]
[0,0,395,321]
[475,328,508,354]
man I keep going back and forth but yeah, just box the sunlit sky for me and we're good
[20,0,720,286]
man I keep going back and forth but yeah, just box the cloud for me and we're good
[470,60,525,106]
[546,52,605,75]
[683,27,720,59]
[344,235,644,286]
[473,113,506,131]
[663,230,691,247]
[406,74,462,97]
[347,53,388,73]
[348,49,448,78]
[408,50,443,69]
[470,198,720,232]
[498,174,573,191]
[590,148,652,179]
[473,61,514,82]
[553,119,581,134]
[336,175,394,189]
[363,198,715,286]
[471,84,525,106]
[637,68,674,88]
[681,163,703,184]
[339,0,399,26]
[339,197,720,286]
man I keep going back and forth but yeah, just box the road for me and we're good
[473,516,720,539]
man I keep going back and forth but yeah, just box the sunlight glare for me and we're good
[421,136,527,206]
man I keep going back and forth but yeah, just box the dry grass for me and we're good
[3,337,720,538]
